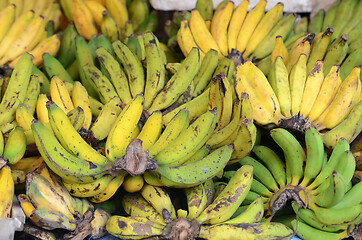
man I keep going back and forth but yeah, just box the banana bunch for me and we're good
[235,52,362,147]
[107,165,294,239]
[0,0,62,68]
[225,127,360,240]
[18,168,111,239]
[177,0,298,60]
[60,0,155,42]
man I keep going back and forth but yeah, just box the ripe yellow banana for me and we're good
[0,165,14,218]
[177,19,203,57]
[210,1,234,56]
[227,0,249,53]
[243,2,284,58]
[236,0,267,54]
[189,9,220,56]
[289,53,307,116]
[84,0,107,28]
[73,0,98,40]
[89,173,126,203]
[136,111,162,151]
[271,35,288,65]
[0,4,16,43]
[63,174,114,197]
[71,80,92,130]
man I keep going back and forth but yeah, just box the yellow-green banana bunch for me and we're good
[0,0,62,68]
[18,169,111,239]
[228,127,359,240]
[177,0,297,60]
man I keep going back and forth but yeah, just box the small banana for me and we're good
[0,165,14,218]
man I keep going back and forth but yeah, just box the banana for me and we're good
[85,0,107,29]
[223,196,264,224]
[0,53,33,127]
[308,9,325,33]
[300,127,325,187]
[30,208,77,231]
[0,4,16,43]
[235,60,283,125]
[70,81,92,130]
[286,33,315,72]
[252,13,297,60]
[270,128,306,186]
[128,0,149,31]
[140,184,176,223]
[154,109,217,166]
[210,1,234,56]
[227,0,249,53]
[185,183,208,219]
[16,103,35,132]
[148,108,189,158]
[73,0,98,40]
[106,215,163,239]
[332,0,359,39]
[235,0,267,54]
[26,172,75,222]
[122,174,145,193]
[200,222,293,240]
[157,145,233,188]
[291,201,342,233]
[308,65,341,122]
[9,155,43,173]
[291,219,348,240]
[3,126,26,165]
[88,96,122,141]
[89,173,126,203]
[11,169,26,184]
[43,52,74,84]
[176,19,203,58]
[343,0,362,36]
[252,145,286,189]
[322,0,340,29]
[105,94,144,162]
[75,35,99,100]
[229,118,257,163]
[136,111,162,151]
[189,9,220,55]
[36,93,51,125]
[101,10,121,42]
[322,100,362,149]
[47,101,110,166]
[192,49,219,97]
[112,40,145,98]
[289,53,307,116]
[323,34,349,76]
[195,0,213,20]
[56,21,77,68]
[147,47,201,112]
[143,31,166,109]
[308,137,350,190]
[307,28,334,74]
[0,165,14,218]
[340,46,362,81]
[299,60,324,119]
[206,100,242,149]
[195,164,253,224]
[31,119,114,183]
[63,174,113,197]
[315,66,361,130]
[50,75,75,114]
[268,56,291,117]
[105,0,128,34]
[330,180,362,210]
[90,207,111,239]
[121,192,166,225]
[271,35,289,65]
[313,203,362,226]
[243,2,284,58]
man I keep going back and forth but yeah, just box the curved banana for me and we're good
[105,94,144,162]
[286,33,314,72]
[73,0,98,40]
[50,75,74,114]
[89,173,126,203]
[177,19,203,58]
[195,164,253,224]
[140,184,176,223]
[185,183,208,219]
[227,0,249,53]
[291,219,348,240]
[3,126,26,165]
[101,10,121,42]
[0,4,16,43]
[224,196,264,224]
[70,81,92,130]
[136,111,162,151]
[63,174,113,198]
[0,165,14,218]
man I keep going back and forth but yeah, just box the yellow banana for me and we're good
[236,0,267,54]
[271,35,288,65]
[105,0,128,33]
[286,33,315,72]
[0,165,14,218]
[73,0,98,40]
[89,173,126,203]
[50,75,75,114]
[71,81,92,130]
[189,9,220,56]
[299,60,324,118]
[227,0,249,53]
[84,0,107,28]
[101,10,121,42]
[177,19,202,57]
[289,53,307,116]
[210,1,234,56]
[0,4,16,43]
[63,174,114,197]
[3,126,26,165]
[308,65,341,122]
[136,111,162,151]
[243,2,284,58]
[122,174,144,193]
[105,94,144,162]
[16,103,34,131]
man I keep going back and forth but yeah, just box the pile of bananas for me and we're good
[0,0,62,68]
[60,0,157,41]
[0,0,361,239]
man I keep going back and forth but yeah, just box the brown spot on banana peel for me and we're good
[207,184,247,213]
